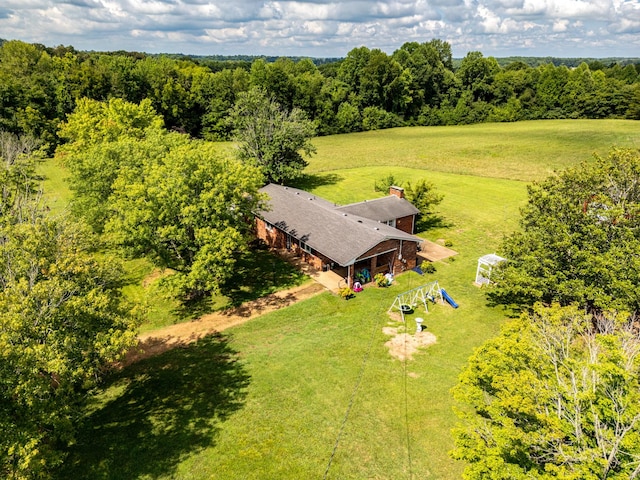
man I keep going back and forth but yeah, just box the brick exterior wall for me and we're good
[395,214,415,234]
[257,217,419,287]
[256,217,333,271]
[395,240,417,273]
[354,238,419,278]
[255,217,287,249]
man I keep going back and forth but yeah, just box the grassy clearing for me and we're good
[37,156,72,214]
[310,119,640,182]
[51,120,636,478]
[61,272,508,479]
[61,163,526,479]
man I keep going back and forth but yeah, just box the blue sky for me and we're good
[1,0,639,58]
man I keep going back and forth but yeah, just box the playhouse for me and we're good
[475,253,506,286]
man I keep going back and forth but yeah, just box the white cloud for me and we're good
[552,18,568,32]
[0,0,636,57]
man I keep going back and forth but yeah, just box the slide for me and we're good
[440,288,459,309]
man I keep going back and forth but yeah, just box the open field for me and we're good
[309,119,640,182]
[44,120,640,479]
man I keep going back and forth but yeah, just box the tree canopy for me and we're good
[230,87,316,185]
[0,132,140,478]
[57,98,266,299]
[105,138,265,298]
[1,39,639,147]
[489,148,640,314]
[452,304,640,479]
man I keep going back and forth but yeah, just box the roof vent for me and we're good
[374,227,379,230]
[296,192,300,195]
[308,197,313,200]
[357,220,363,223]
[342,213,347,216]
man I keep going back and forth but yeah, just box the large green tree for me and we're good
[57,97,166,232]
[105,139,265,298]
[58,98,265,299]
[452,304,640,479]
[0,132,139,478]
[230,87,316,185]
[489,148,640,313]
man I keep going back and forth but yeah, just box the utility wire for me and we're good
[403,322,413,479]
[323,302,384,480]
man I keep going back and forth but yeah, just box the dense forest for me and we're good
[1,38,640,151]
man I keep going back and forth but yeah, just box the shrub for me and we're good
[422,262,436,274]
[374,273,390,287]
[338,286,355,299]
[374,174,400,193]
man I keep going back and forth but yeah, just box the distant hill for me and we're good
[450,55,640,69]
[2,37,638,68]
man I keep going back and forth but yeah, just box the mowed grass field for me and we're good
[47,120,640,479]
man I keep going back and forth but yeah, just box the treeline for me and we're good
[1,38,640,150]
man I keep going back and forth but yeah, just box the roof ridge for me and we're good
[338,195,396,209]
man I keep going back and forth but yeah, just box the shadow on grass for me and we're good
[415,214,453,233]
[289,172,343,191]
[221,249,308,307]
[172,249,308,319]
[57,333,249,480]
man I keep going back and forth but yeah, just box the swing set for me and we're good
[388,280,444,322]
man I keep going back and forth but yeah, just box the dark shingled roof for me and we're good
[257,184,421,266]
[335,195,419,222]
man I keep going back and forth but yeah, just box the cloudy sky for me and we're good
[1,0,639,58]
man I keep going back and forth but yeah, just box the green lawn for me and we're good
[52,120,640,479]
[37,156,72,214]
[309,119,640,181]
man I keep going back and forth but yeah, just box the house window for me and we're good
[385,219,396,227]
[300,241,312,254]
[265,222,273,232]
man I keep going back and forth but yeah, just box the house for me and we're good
[255,184,423,287]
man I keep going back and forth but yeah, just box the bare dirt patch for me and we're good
[417,239,457,262]
[383,326,437,361]
[122,282,325,366]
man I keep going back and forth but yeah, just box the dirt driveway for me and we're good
[122,282,325,366]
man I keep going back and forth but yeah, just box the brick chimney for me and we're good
[389,185,405,198]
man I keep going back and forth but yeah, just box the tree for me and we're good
[404,179,443,230]
[373,174,401,193]
[489,148,640,314]
[58,98,265,300]
[230,87,316,185]
[456,52,500,102]
[0,133,139,478]
[452,304,640,479]
[105,139,265,299]
[56,98,167,232]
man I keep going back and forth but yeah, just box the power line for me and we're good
[324,273,422,479]
[323,302,383,480]
[403,322,413,479]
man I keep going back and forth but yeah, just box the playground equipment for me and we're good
[440,288,458,308]
[475,253,506,286]
[389,281,444,322]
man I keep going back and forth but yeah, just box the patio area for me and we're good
[275,249,346,293]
